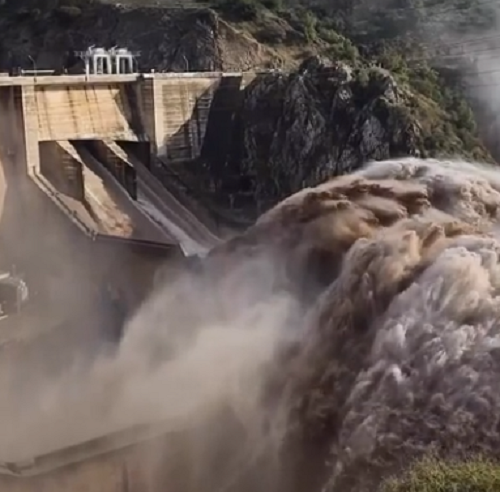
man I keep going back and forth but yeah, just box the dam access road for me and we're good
[0,71,260,492]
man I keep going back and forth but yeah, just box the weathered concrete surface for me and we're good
[153,73,256,163]
[35,85,139,142]
[7,73,250,248]
[1,73,257,165]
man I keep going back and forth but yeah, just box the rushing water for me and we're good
[2,157,500,491]
[265,157,500,491]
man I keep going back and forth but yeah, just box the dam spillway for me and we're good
[0,71,262,300]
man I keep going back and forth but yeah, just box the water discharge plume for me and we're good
[4,157,500,492]
[264,157,500,492]
[0,247,301,471]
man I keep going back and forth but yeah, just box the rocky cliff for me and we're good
[189,57,424,218]
[176,56,490,221]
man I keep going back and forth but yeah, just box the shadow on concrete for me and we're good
[151,76,264,231]
[113,82,147,141]
[37,141,104,226]
[71,139,176,244]
[107,77,248,235]
[80,140,138,199]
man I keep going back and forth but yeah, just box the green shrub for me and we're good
[381,456,500,492]
[261,0,282,11]
[324,43,358,63]
[214,0,259,21]
[303,11,318,44]
[318,28,342,43]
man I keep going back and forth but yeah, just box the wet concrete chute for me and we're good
[94,139,219,255]
[136,195,208,256]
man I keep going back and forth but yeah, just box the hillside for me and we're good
[0,0,495,218]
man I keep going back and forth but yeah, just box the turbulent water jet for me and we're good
[266,157,500,492]
[2,157,500,491]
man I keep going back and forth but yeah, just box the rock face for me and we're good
[0,3,269,72]
[189,57,423,219]
[239,58,421,213]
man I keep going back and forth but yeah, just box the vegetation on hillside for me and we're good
[381,456,500,492]
[2,0,492,159]
[202,0,492,161]
[206,0,497,41]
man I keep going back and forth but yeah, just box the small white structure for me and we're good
[110,47,137,74]
[74,46,111,75]
[75,46,140,76]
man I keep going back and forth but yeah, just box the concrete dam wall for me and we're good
[0,72,247,331]
[0,80,186,354]
[12,73,257,163]
[33,84,140,142]
[13,73,252,248]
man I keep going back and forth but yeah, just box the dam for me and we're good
[0,71,258,309]
[0,71,257,491]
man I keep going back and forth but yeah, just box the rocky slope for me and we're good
[192,57,424,217]
[0,1,282,72]
[0,0,493,223]
[178,55,490,220]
